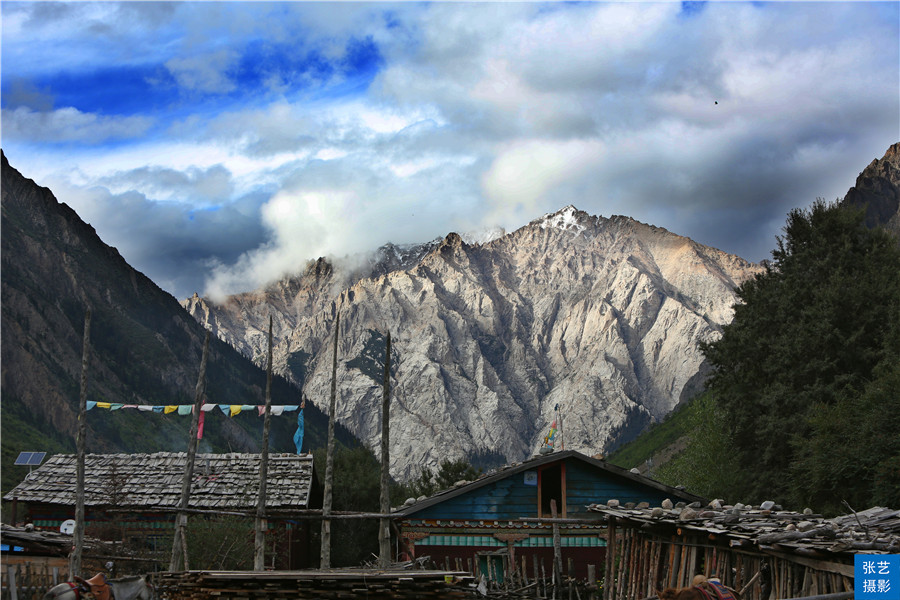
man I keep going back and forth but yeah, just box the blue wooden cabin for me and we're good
[393,450,704,582]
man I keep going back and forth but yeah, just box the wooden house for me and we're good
[391,450,705,583]
[589,503,900,600]
[0,524,123,593]
[3,452,321,570]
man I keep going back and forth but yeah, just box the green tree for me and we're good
[312,444,381,566]
[655,393,740,500]
[702,200,900,508]
[792,336,900,513]
[397,459,482,499]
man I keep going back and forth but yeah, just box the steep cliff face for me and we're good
[842,142,900,238]
[185,205,761,479]
[1,153,351,488]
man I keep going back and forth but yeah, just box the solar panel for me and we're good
[14,452,46,466]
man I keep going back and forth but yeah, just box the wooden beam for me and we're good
[760,549,853,578]
[551,499,562,587]
[71,307,91,578]
[169,330,210,571]
[378,332,392,568]
[320,312,340,568]
[254,316,274,570]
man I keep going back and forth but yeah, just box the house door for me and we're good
[539,463,566,517]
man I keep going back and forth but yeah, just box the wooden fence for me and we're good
[1,562,69,600]
[602,517,854,600]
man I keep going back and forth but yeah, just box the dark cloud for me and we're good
[46,180,269,300]
[1,106,153,144]
[2,1,896,298]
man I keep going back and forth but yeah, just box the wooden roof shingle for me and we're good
[3,452,315,510]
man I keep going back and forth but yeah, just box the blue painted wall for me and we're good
[411,469,539,520]
[565,460,674,515]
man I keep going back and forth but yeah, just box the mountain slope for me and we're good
[185,205,761,479]
[842,142,900,238]
[607,142,900,482]
[1,152,357,494]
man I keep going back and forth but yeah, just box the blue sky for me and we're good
[2,1,898,301]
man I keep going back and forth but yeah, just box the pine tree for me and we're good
[702,199,900,508]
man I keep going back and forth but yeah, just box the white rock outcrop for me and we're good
[183,206,761,479]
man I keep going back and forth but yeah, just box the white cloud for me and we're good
[2,1,896,301]
[98,164,235,205]
[482,139,606,222]
[165,49,238,95]
[1,106,153,144]
[203,186,359,300]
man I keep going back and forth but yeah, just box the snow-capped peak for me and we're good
[537,205,587,233]
[460,226,507,245]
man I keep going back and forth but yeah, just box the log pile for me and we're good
[150,569,476,600]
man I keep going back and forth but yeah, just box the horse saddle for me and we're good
[74,573,112,600]
[696,580,739,600]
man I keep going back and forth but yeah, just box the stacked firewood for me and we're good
[150,569,476,600]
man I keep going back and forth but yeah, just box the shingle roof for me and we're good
[393,449,706,517]
[588,503,900,556]
[3,452,314,510]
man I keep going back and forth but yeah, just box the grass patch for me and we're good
[606,400,697,470]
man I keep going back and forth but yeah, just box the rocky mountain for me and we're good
[184,205,761,480]
[0,152,356,493]
[842,142,900,238]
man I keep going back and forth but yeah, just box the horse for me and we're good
[42,576,153,600]
[659,575,741,600]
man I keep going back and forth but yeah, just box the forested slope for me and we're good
[1,152,359,496]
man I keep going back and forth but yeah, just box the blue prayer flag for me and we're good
[293,408,304,454]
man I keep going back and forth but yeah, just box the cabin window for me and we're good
[538,463,566,518]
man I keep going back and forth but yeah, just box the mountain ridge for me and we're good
[841,141,900,237]
[0,151,357,493]
[184,201,762,479]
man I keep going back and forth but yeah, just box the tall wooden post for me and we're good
[320,312,340,568]
[169,331,210,572]
[378,332,392,568]
[551,499,563,589]
[557,404,565,451]
[71,308,91,577]
[254,316,274,570]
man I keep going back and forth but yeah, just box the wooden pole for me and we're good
[588,564,596,600]
[558,404,565,451]
[71,308,91,578]
[169,331,210,572]
[378,332,392,568]
[552,499,563,591]
[320,312,340,568]
[254,316,275,570]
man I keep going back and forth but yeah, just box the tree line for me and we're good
[657,200,900,514]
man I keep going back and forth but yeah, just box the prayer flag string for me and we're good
[86,402,306,453]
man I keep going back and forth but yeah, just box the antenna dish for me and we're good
[60,519,76,535]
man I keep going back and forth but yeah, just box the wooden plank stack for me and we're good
[150,569,476,600]
[594,503,900,600]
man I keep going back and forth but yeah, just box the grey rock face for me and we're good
[183,205,760,479]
